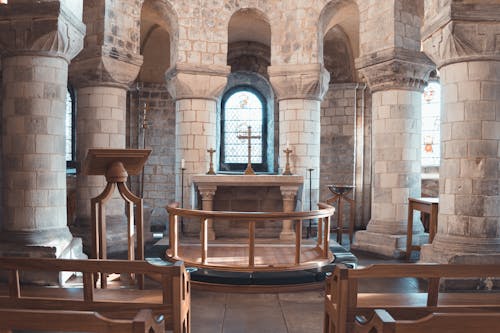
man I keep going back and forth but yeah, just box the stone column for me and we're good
[197,185,217,240]
[269,64,329,219]
[420,2,500,264]
[166,63,230,211]
[0,1,86,259]
[69,0,143,254]
[280,186,299,240]
[352,51,434,257]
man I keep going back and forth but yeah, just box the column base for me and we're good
[351,230,428,258]
[0,229,86,284]
[279,231,296,241]
[71,215,139,257]
[421,242,500,290]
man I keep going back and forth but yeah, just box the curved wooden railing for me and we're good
[165,203,335,272]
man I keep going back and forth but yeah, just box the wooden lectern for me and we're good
[84,148,151,288]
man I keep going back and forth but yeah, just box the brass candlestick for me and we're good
[207,148,216,175]
[283,148,292,175]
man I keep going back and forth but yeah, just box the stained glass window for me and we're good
[221,88,266,171]
[421,81,441,166]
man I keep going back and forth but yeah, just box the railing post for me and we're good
[324,215,331,258]
[317,217,323,248]
[249,221,255,267]
[169,214,179,258]
[295,219,302,265]
[201,218,208,264]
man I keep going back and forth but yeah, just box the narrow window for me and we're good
[220,87,267,172]
[66,87,76,170]
[421,81,441,166]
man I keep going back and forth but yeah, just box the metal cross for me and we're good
[237,126,261,175]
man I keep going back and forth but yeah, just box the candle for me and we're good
[286,140,290,150]
[181,159,185,169]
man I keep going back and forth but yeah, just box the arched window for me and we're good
[66,87,76,170]
[220,87,268,172]
[421,81,441,166]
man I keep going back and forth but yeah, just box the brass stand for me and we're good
[85,148,151,288]
[207,148,216,175]
[283,148,292,175]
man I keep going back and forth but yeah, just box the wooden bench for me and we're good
[324,263,500,333]
[352,308,500,333]
[0,308,164,333]
[0,257,190,333]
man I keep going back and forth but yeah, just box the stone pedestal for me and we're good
[269,64,329,212]
[0,1,86,262]
[420,1,500,265]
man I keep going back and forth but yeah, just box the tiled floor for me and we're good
[189,247,417,333]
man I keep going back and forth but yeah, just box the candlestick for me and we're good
[207,148,216,175]
[307,168,314,238]
[180,161,186,234]
[283,147,292,175]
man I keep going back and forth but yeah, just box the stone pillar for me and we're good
[269,64,329,217]
[352,51,434,257]
[166,63,230,211]
[420,2,500,264]
[280,186,299,240]
[69,0,143,255]
[197,185,217,240]
[0,1,86,260]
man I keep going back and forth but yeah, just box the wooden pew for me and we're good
[324,263,500,333]
[0,257,190,333]
[353,308,500,333]
[0,308,164,333]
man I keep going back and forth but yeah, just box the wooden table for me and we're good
[405,197,439,260]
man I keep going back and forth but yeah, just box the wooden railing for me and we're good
[166,202,335,271]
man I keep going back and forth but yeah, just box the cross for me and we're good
[237,125,261,175]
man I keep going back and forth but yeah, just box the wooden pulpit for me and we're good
[84,148,151,288]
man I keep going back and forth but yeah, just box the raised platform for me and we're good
[148,237,357,292]
[166,237,333,272]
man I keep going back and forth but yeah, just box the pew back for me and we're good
[324,263,500,333]
[0,257,190,333]
[0,308,164,333]
[353,308,500,333]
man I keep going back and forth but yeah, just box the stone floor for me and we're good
[189,242,416,333]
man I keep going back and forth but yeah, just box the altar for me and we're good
[191,174,304,240]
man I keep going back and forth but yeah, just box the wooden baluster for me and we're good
[295,220,302,265]
[169,213,179,258]
[249,221,255,267]
[324,215,331,258]
[83,271,94,302]
[9,270,20,299]
[317,217,323,248]
[201,218,208,264]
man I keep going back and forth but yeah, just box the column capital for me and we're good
[421,2,500,68]
[0,1,86,62]
[165,63,230,101]
[69,54,143,89]
[356,48,435,92]
[268,63,330,101]
[280,186,299,201]
[197,185,218,200]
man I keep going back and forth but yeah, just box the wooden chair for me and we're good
[353,308,500,333]
[0,308,164,333]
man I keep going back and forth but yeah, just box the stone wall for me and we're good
[128,83,176,232]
